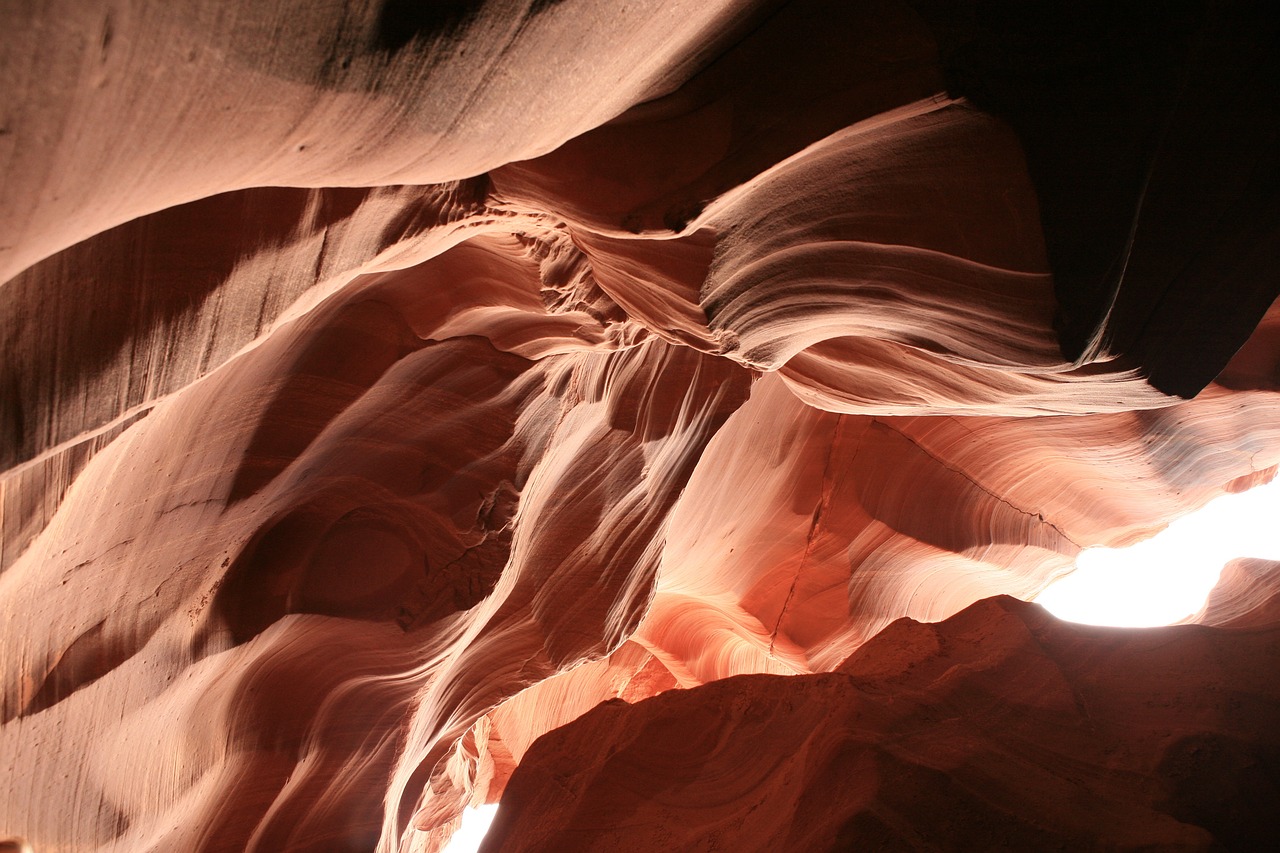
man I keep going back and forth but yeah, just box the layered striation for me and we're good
[2,1,1279,852]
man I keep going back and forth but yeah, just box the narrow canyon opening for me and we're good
[439,805,498,853]
[1037,475,1280,627]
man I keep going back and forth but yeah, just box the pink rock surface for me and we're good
[3,2,1279,851]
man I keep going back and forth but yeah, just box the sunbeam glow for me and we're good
[440,804,499,853]
[1036,476,1280,627]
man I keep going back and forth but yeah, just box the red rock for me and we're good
[487,597,1280,852]
[2,2,1279,851]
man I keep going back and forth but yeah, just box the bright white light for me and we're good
[439,804,498,853]
[1036,476,1280,627]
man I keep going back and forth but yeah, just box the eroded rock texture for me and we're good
[486,596,1280,852]
[2,1,1278,851]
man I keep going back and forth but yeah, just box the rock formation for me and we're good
[2,1,1277,851]
[487,596,1280,851]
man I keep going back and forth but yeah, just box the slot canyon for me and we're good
[2,1,1279,850]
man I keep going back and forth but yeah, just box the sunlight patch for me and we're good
[440,804,499,853]
[1036,476,1280,627]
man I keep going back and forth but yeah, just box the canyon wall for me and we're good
[2,1,1278,851]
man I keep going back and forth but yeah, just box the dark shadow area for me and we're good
[227,300,421,504]
[375,0,568,53]
[0,186,370,473]
[915,0,1280,396]
[374,0,484,52]
[491,0,935,235]
[1159,733,1280,849]
[10,620,133,722]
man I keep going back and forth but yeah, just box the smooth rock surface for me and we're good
[3,2,1279,851]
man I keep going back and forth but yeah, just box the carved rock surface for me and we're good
[487,596,1280,852]
[2,2,1279,852]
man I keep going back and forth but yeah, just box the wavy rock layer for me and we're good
[2,2,1279,852]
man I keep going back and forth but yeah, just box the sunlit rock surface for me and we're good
[2,1,1278,851]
